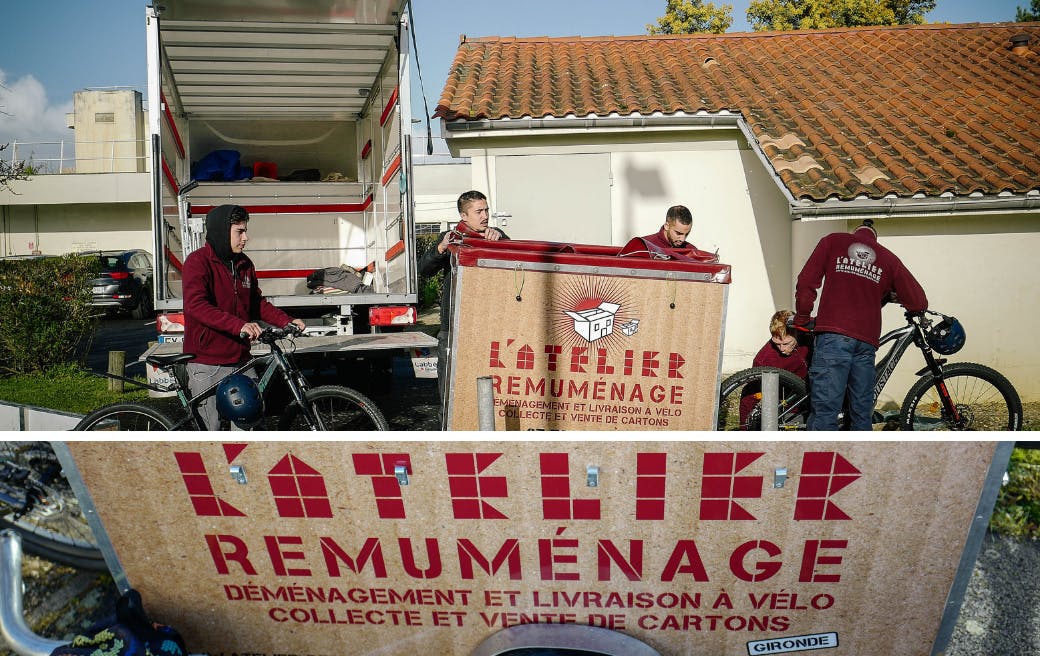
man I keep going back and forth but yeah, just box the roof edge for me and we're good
[792,194,1040,221]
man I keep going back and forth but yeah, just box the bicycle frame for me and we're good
[873,316,964,424]
[771,314,962,428]
[160,334,320,430]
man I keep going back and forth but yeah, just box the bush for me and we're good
[415,233,445,310]
[0,255,99,373]
[990,447,1040,538]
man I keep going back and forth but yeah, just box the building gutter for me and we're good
[790,193,1040,221]
[442,113,1040,220]
[441,112,745,136]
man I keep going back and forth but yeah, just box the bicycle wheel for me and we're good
[900,362,1023,431]
[74,403,176,431]
[717,367,809,430]
[279,385,389,431]
[0,442,107,570]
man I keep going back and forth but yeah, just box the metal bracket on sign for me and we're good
[774,467,788,489]
[395,465,410,486]
[587,466,600,488]
[229,465,247,485]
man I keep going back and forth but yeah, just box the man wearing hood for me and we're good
[794,220,927,431]
[183,204,306,429]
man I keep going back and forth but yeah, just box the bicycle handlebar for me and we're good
[239,324,305,343]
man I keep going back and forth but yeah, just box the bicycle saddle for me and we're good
[145,353,196,368]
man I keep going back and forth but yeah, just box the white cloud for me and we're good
[0,69,74,149]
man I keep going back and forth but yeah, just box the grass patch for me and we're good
[990,446,1040,538]
[0,363,150,415]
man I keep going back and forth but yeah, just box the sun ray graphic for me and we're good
[549,275,638,356]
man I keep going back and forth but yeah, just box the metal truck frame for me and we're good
[145,0,421,339]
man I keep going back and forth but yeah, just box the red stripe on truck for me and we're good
[255,269,315,279]
[385,240,405,261]
[381,154,401,187]
[380,86,399,127]
[161,92,186,159]
[191,196,372,216]
[161,158,178,194]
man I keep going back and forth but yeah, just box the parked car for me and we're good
[83,249,154,319]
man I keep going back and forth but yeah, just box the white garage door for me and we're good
[493,153,611,244]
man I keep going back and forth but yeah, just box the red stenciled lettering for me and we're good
[445,453,508,519]
[660,540,710,582]
[699,452,765,520]
[730,540,782,582]
[489,341,505,368]
[517,344,535,370]
[174,450,246,517]
[544,345,563,371]
[398,537,443,579]
[268,454,332,518]
[540,453,600,520]
[205,534,257,575]
[318,536,387,578]
[636,453,667,520]
[351,453,412,519]
[799,539,848,582]
[596,348,614,374]
[668,352,685,379]
[570,346,589,373]
[597,540,643,581]
[539,527,579,581]
[795,452,861,520]
[265,535,312,577]
[641,351,660,377]
[457,539,522,579]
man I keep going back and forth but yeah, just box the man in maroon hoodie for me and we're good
[418,190,509,405]
[183,204,306,429]
[640,205,718,262]
[794,220,927,430]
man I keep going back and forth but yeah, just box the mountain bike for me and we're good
[0,442,106,569]
[74,325,388,431]
[717,310,1022,431]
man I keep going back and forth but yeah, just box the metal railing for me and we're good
[2,139,150,175]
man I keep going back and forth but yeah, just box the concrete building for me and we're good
[1,89,151,256]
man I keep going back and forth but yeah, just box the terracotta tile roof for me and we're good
[435,23,1040,202]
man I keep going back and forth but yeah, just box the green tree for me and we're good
[648,0,734,34]
[747,0,936,32]
[1017,0,1040,21]
[0,143,30,193]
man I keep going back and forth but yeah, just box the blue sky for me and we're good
[0,0,1030,145]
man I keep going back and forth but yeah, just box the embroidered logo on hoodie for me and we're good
[834,242,882,283]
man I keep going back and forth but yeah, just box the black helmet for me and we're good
[926,316,965,355]
[215,374,264,428]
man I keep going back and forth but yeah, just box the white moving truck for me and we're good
[144,0,432,378]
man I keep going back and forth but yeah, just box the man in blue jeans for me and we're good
[794,220,928,430]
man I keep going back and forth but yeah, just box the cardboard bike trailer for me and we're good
[60,440,1012,656]
[442,237,733,431]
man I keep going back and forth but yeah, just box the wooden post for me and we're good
[107,351,125,393]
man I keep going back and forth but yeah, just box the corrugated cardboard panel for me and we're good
[67,441,996,656]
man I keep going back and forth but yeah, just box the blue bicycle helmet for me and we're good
[926,315,965,355]
[215,374,264,428]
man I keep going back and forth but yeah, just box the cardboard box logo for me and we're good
[564,301,621,342]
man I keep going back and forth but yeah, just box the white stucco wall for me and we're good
[452,127,796,383]
[450,125,1040,403]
